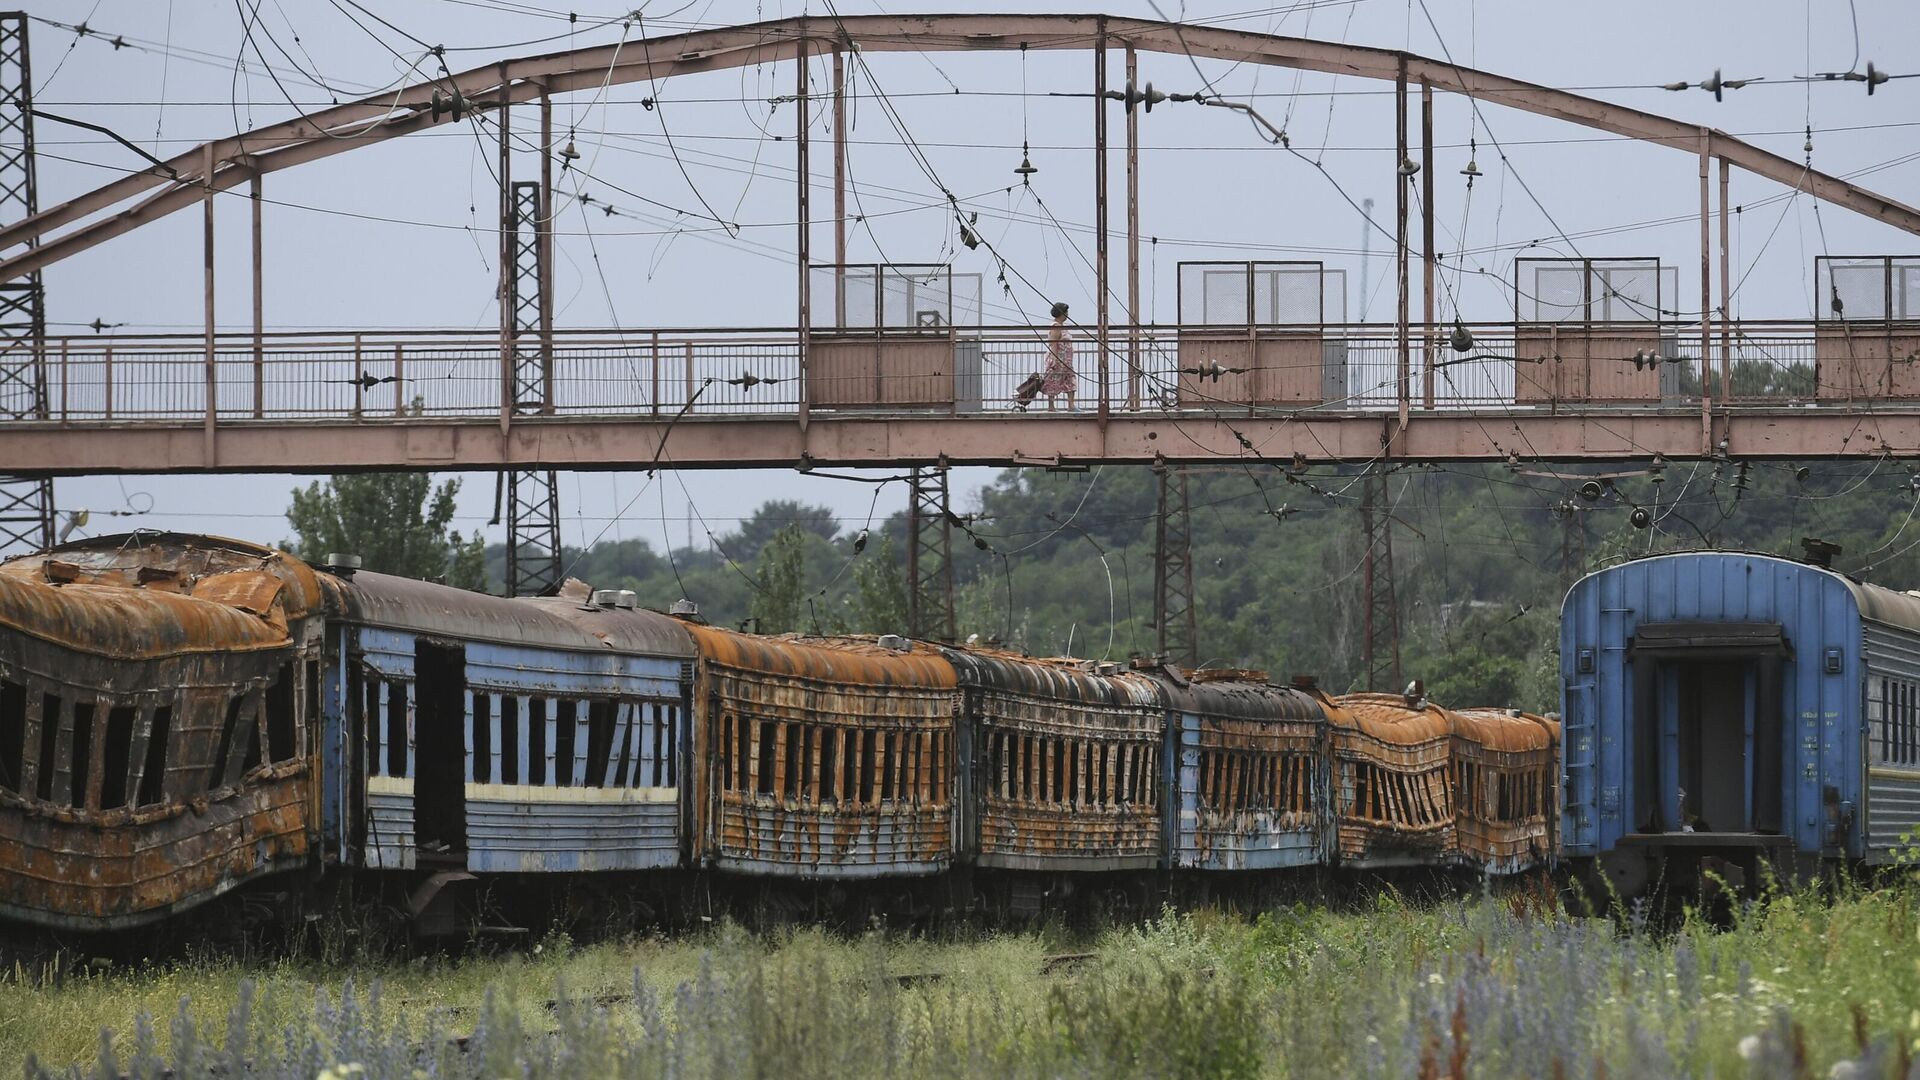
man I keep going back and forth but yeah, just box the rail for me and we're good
[5,319,1910,426]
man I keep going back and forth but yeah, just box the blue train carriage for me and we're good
[678,626,960,883]
[1158,669,1332,873]
[0,533,331,931]
[1560,549,1920,896]
[938,647,1165,915]
[326,569,696,913]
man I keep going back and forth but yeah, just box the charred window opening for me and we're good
[0,679,23,794]
[99,705,137,810]
[471,693,492,783]
[822,728,843,803]
[554,700,578,787]
[137,706,171,807]
[385,681,410,778]
[69,703,95,808]
[35,693,59,802]
[499,696,521,784]
[265,664,296,765]
[211,691,256,790]
[526,697,548,786]
[755,718,777,796]
[784,722,803,800]
[305,660,320,759]
[878,730,895,803]
[659,704,677,788]
[242,693,264,775]
[361,674,381,775]
[859,729,878,805]
[586,700,615,786]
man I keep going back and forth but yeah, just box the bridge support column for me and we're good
[202,142,216,466]
[1360,469,1401,692]
[1152,463,1197,667]
[1394,57,1410,429]
[796,33,811,434]
[1093,17,1109,423]
[0,12,52,554]
[906,466,955,643]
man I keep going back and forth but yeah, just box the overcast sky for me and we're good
[26,0,1919,556]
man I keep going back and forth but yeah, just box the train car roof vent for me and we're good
[321,553,362,580]
[591,589,621,609]
[1801,537,1842,569]
[1096,661,1121,675]
[877,634,911,652]
[670,598,700,618]
[615,590,638,609]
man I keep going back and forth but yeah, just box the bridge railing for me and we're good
[23,320,1855,424]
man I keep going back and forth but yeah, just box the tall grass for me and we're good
[7,881,1919,1078]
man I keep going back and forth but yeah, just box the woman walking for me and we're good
[1039,301,1076,409]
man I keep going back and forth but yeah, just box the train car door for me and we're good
[1629,622,1786,835]
[413,640,468,861]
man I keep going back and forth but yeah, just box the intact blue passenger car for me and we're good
[1560,551,1920,894]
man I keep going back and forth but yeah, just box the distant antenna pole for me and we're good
[0,12,52,556]
[1359,469,1401,690]
[1152,463,1198,666]
[503,178,560,596]
[1357,197,1375,321]
[905,466,956,641]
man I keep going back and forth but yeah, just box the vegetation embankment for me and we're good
[7,882,1919,1078]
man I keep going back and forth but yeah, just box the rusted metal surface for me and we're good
[0,533,325,929]
[942,648,1164,871]
[1327,693,1456,867]
[1161,670,1328,871]
[682,626,958,878]
[1450,708,1557,874]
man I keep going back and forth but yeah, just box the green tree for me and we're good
[285,473,488,590]
[749,523,807,633]
[727,501,839,563]
[843,533,909,635]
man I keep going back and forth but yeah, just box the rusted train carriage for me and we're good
[941,649,1165,886]
[1166,672,1331,872]
[330,574,695,884]
[1327,693,1457,867]
[682,628,958,879]
[0,535,327,930]
[1448,708,1558,874]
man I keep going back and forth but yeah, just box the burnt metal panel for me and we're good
[941,648,1166,872]
[1157,672,1330,871]
[1450,708,1557,874]
[0,770,309,931]
[1327,693,1456,867]
[682,626,958,878]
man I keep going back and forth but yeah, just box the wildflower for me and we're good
[318,1067,366,1080]
[1427,973,1445,986]
[1736,1035,1761,1060]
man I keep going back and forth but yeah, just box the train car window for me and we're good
[499,696,520,784]
[526,697,548,786]
[211,693,248,790]
[661,704,677,788]
[385,682,410,779]
[585,700,612,787]
[35,694,59,802]
[471,693,493,783]
[733,713,750,793]
[137,706,171,807]
[753,720,774,797]
[552,700,577,787]
[852,728,871,805]
[362,676,381,776]
[611,702,634,787]
[69,703,96,809]
[305,660,320,758]
[266,664,296,765]
[785,722,804,800]
[99,705,137,810]
[878,730,895,803]
[0,679,23,794]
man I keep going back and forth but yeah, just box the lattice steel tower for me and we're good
[1152,464,1198,667]
[1359,469,1402,691]
[0,13,51,556]
[905,466,956,641]
[503,180,560,595]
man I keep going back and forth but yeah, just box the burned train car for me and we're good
[329,572,696,883]
[0,535,328,930]
[1163,672,1331,873]
[681,627,959,882]
[942,649,1164,913]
